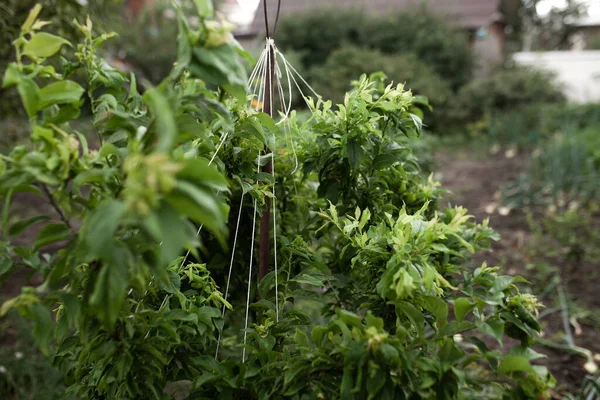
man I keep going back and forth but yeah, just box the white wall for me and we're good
[513,51,600,103]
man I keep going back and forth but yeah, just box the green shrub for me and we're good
[1,3,554,399]
[503,127,600,208]
[310,46,453,127]
[0,0,120,116]
[465,102,600,148]
[0,312,67,400]
[275,9,367,68]
[276,7,473,90]
[361,8,473,90]
[454,66,565,123]
[539,102,600,133]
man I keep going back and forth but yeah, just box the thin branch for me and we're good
[41,184,72,229]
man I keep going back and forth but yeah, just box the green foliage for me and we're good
[0,3,554,399]
[310,47,452,127]
[454,66,566,124]
[527,206,600,267]
[360,8,473,90]
[503,127,600,208]
[0,0,121,116]
[0,311,67,400]
[276,7,473,91]
[105,0,196,85]
[465,102,600,149]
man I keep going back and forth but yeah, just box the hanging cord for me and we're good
[263,0,282,39]
[243,153,262,363]
[215,192,246,359]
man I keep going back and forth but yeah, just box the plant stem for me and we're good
[41,184,72,229]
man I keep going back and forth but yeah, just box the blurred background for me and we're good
[1,0,600,398]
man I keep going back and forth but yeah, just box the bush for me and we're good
[0,312,66,400]
[310,46,453,125]
[464,102,600,148]
[275,9,367,68]
[539,102,600,133]
[361,8,473,90]
[503,127,600,209]
[276,7,473,90]
[454,66,566,123]
[0,0,119,116]
[1,4,553,399]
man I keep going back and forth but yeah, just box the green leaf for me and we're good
[32,303,53,356]
[2,64,22,88]
[58,292,80,328]
[237,119,267,145]
[177,158,228,192]
[311,326,328,347]
[23,32,70,59]
[165,181,225,243]
[196,307,220,326]
[478,319,504,345]
[2,188,14,236]
[165,309,198,324]
[191,45,247,102]
[193,0,214,18]
[9,215,51,236]
[21,4,42,32]
[90,261,128,328]
[144,88,176,152]
[291,272,327,287]
[366,367,387,397]
[83,200,127,259]
[497,355,534,374]
[17,78,40,117]
[346,139,364,171]
[454,297,474,322]
[38,80,84,109]
[254,112,275,131]
[171,9,192,79]
[294,328,310,348]
[397,301,424,337]
[159,270,181,294]
[33,223,70,250]
[155,206,190,266]
[422,295,448,327]
[164,381,193,400]
[437,321,475,338]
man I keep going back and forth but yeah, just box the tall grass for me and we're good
[503,127,600,208]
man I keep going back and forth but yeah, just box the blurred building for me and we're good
[570,15,600,50]
[237,0,520,76]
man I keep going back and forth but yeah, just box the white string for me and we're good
[278,51,321,100]
[215,192,245,359]
[275,57,299,173]
[256,46,268,113]
[272,153,279,323]
[247,47,268,94]
[274,48,293,122]
[281,59,314,111]
[242,198,257,363]
[242,153,261,363]
[249,46,269,106]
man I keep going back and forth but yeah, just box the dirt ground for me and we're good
[436,149,600,395]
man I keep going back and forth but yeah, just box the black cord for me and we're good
[272,0,282,37]
[263,0,282,39]
[263,0,270,39]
